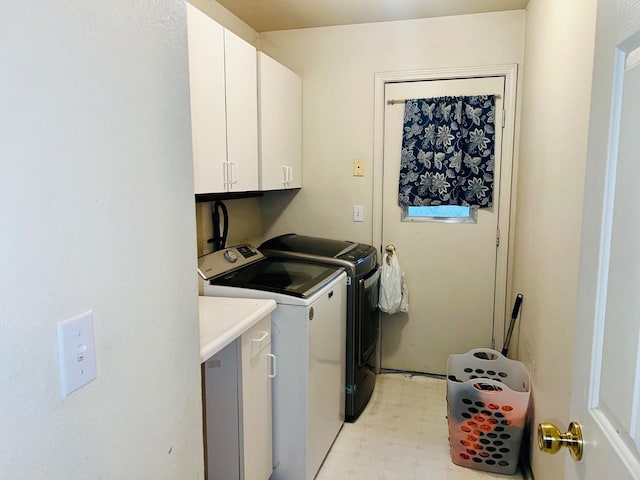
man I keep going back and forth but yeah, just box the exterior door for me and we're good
[568,0,640,477]
[381,76,508,375]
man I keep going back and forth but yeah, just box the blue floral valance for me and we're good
[398,95,496,208]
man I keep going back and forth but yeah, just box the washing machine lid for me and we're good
[208,258,343,298]
[260,234,378,277]
[260,233,357,258]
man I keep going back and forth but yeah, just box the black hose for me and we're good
[207,200,228,251]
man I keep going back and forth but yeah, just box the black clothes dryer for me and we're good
[260,234,380,421]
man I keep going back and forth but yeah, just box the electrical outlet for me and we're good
[353,205,364,222]
[57,311,97,397]
[353,159,364,177]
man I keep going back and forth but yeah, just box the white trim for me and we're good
[588,47,625,411]
[630,329,640,446]
[592,407,640,476]
[372,64,519,357]
[626,45,640,71]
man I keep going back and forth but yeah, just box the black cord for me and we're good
[217,200,228,249]
[207,200,228,251]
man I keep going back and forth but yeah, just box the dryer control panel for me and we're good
[198,244,264,281]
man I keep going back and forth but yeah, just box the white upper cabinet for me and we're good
[224,29,259,193]
[258,52,302,190]
[186,4,226,194]
[186,5,259,194]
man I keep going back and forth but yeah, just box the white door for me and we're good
[567,0,640,478]
[381,77,508,375]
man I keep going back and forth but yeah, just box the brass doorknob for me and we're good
[538,422,584,461]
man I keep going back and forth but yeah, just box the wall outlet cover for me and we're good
[353,159,364,177]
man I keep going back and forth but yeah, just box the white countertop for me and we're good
[199,296,277,363]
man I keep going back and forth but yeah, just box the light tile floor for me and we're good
[316,374,523,480]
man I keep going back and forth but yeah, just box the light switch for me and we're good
[57,311,97,397]
[353,205,364,222]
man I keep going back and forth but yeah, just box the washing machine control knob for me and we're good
[224,249,238,263]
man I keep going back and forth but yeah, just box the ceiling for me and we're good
[215,0,529,33]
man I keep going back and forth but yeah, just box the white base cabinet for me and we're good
[258,52,302,190]
[203,315,273,480]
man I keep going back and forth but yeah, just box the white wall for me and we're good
[512,0,598,478]
[257,11,525,245]
[196,198,265,256]
[0,2,203,478]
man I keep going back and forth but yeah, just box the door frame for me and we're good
[372,64,519,359]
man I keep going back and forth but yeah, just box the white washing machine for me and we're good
[199,245,347,480]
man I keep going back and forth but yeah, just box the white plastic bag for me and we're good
[399,272,409,313]
[379,252,403,314]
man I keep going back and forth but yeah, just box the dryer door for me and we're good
[357,266,380,368]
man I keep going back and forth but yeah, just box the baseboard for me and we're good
[520,451,534,480]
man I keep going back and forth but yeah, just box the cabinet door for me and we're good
[186,4,227,194]
[203,342,241,479]
[224,30,259,192]
[240,316,273,480]
[258,52,302,190]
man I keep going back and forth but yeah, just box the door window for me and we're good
[402,205,478,223]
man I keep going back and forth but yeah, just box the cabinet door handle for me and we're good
[229,162,238,186]
[251,331,269,343]
[223,162,230,187]
[281,166,292,184]
[267,353,277,378]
